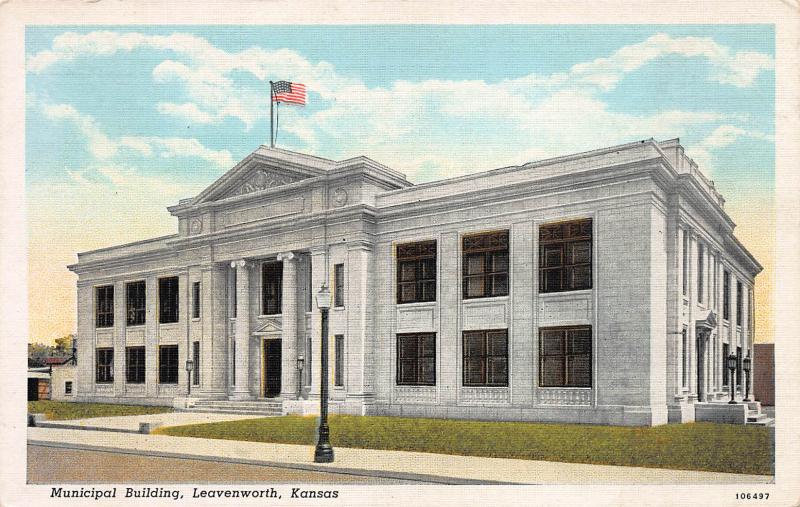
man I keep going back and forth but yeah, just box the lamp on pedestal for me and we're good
[314,284,334,463]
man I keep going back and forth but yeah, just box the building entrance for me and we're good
[263,339,282,398]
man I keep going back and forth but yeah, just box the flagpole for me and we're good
[269,81,274,147]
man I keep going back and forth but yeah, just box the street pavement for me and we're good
[28,424,773,485]
[35,411,260,433]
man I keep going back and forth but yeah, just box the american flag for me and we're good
[271,81,306,105]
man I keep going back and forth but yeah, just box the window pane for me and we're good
[464,357,484,385]
[489,252,508,273]
[568,241,591,264]
[488,332,507,356]
[568,265,591,290]
[542,269,562,293]
[540,356,564,386]
[420,358,436,384]
[569,329,592,354]
[463,333,483,356]
[421,258,436,279]
[420,281,436,302]
[541,330,564,356]
[542,245,563,268]
[567,355,591,387]
[398,335,417,358]
[466,276,485,298]
[466,254,485,275]
[420,334,436,357]
[399,283,416,303]
[487,357,508,385]
[399,261,417,282]
[490,274,508,296]
[398,359,417,384]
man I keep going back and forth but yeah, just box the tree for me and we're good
[54,334,75,354]
[28,342,54,367]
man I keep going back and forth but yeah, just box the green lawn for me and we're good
[155,415,773,475]
[28,400,173,420]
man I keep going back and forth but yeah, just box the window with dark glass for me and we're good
[192,341,200,386]
[192,281,201,319]
[463,330,508,387]
[736,281,743,326]
[95,347,114,383]
[158,276,179,324]
[736,346,743,386]
[681,328,688,388]
[306,257,313,312]
[697,243,704,303]
[722,343,730,386]
[539,219,592,293]
[539,326,592,388]
[262,261,283,315]
[463,231,509,299]
[158,344,179,384]
[231,271,237,318]
[723,270,731,320]
[334,263,345,308]
[334,335,344,387]
[397,240,437,304]
[397,333,436,386]
[96,285,114,328]
[65,381,73,395]
[125,346,145,384]
[126,281,146,326]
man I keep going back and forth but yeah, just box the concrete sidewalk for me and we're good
[35,411,260,433]
[28,426,772,485]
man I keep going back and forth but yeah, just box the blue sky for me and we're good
[24,25,775,342]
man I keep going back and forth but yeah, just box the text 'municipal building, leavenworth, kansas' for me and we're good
[67,138,762,426]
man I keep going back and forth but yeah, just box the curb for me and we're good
[28,440,518,485]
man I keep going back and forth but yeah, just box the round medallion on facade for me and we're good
[333,187,348,207]
[189,218,203,234]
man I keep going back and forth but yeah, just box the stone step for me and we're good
[747,417,774,427]
[179,407,281,416]
[194,401,282,408]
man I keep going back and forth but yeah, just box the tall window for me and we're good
[192,341,200,386]
[126,281,146,326]
[722,343,729,386]
[95,348,114,383]
[682,229,688,296]
[697,242,704,303]
[306,257,313,312]
[334,263,345,308]
[463,330,508,387]
[65,381,73,395]
[231,270,237,318]
[192,281,201,319]
[125,346,145,384]
[158,276,179,324]
[396,240,437,304]
[305,336,313,386]
[736,346,743,386]
[539,219,592,293]
[463,231,509,299]
[723,270,731,320]
[334,335,344,387]
[681,328,688,388]
[262,261,283,315]
[539,326,592,388]
[96,285,114,328]
[736,281,743,326]
[396,333,436,386]
[158,345,179,384]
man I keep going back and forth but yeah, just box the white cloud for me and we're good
[43,102,233,168]
[156,102,217,124]
[29,30,774,180]
[685,124,774,176]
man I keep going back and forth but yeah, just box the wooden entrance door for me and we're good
[263,339,282,398]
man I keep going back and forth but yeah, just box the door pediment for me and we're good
[254,317,282,335]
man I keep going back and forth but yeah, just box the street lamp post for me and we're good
[743,353,752,402]
[185,359,194,397]
[314,284,334,463]
[297,355,305,399]
[727,353,738,404]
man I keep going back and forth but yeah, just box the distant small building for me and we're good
[27,369,50,401]
[48,356,77,402]
[753,343,774,406]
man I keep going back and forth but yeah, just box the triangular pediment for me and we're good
[189,147,335,206]
[696,310,718,330]
[254,317,282,335]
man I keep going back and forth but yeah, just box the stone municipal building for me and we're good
[68,138,761,426]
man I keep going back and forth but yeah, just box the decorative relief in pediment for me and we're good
[254,317,282,335]
[223,168,303,199]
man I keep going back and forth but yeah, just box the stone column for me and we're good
[687,230,697,400]
[207,264,228,395]
[113,280,126,395]
[308,247,327,398]
[229,259,252,400]
[278,252,299,399]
